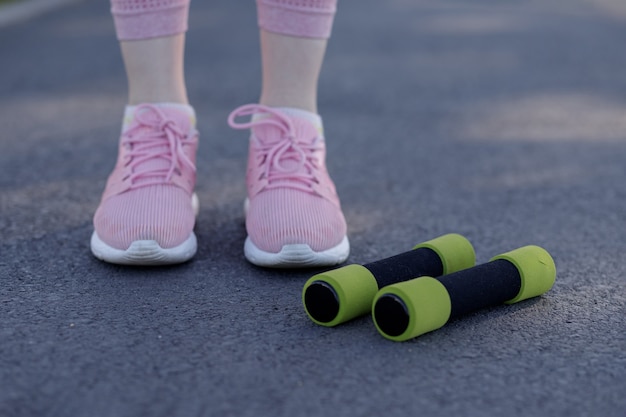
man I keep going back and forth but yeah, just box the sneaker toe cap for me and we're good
[94,186,195,250]
[246,190,347,253]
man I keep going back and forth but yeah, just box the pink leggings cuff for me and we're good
[111,0,190,41]
[256,0,337,39]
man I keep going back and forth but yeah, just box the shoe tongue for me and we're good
[252,111,322,146]
[123,104,195,185]
[124,104,195,131]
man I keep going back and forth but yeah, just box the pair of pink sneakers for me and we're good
[91,103,349,268]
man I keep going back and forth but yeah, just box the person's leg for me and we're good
[259,30,327,113]
[228,0,348,268]
[91,0,198,266]
[257,0,336,112]
[121,34,188,105]
[112,0,191,104]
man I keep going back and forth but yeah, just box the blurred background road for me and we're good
[1,1,624,416]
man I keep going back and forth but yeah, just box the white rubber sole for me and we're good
[243,197,349,268]
[90,232,197,266]
[90,193,199,266]
[244,235,350,268]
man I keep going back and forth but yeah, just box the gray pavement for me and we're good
[1,0,625,416]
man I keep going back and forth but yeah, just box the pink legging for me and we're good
[110,0,337,41]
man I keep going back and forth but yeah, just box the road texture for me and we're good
[1,0,625,416]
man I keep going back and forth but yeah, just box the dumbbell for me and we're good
[372,245,556,342]
[302,234,476,327]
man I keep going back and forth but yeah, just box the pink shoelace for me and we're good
[228,104,324,194]
[122,104,196,190]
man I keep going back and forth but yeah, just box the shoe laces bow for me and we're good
[228,104,323,193]
[122,104,196,189]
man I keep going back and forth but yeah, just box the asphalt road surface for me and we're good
[1,0,625,416]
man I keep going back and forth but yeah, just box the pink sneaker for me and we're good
[91,104,199,265]
[228,104,349,268]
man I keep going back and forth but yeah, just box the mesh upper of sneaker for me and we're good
[228,104,346,253]
[93,104,198,250]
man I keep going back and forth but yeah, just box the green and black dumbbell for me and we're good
[302,234,476,327]
[372,245,556,342]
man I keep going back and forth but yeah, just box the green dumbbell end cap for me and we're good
[372,277,451,342]
[303,264,379,327]
[491,245,556,304]
[414,233,476,275]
